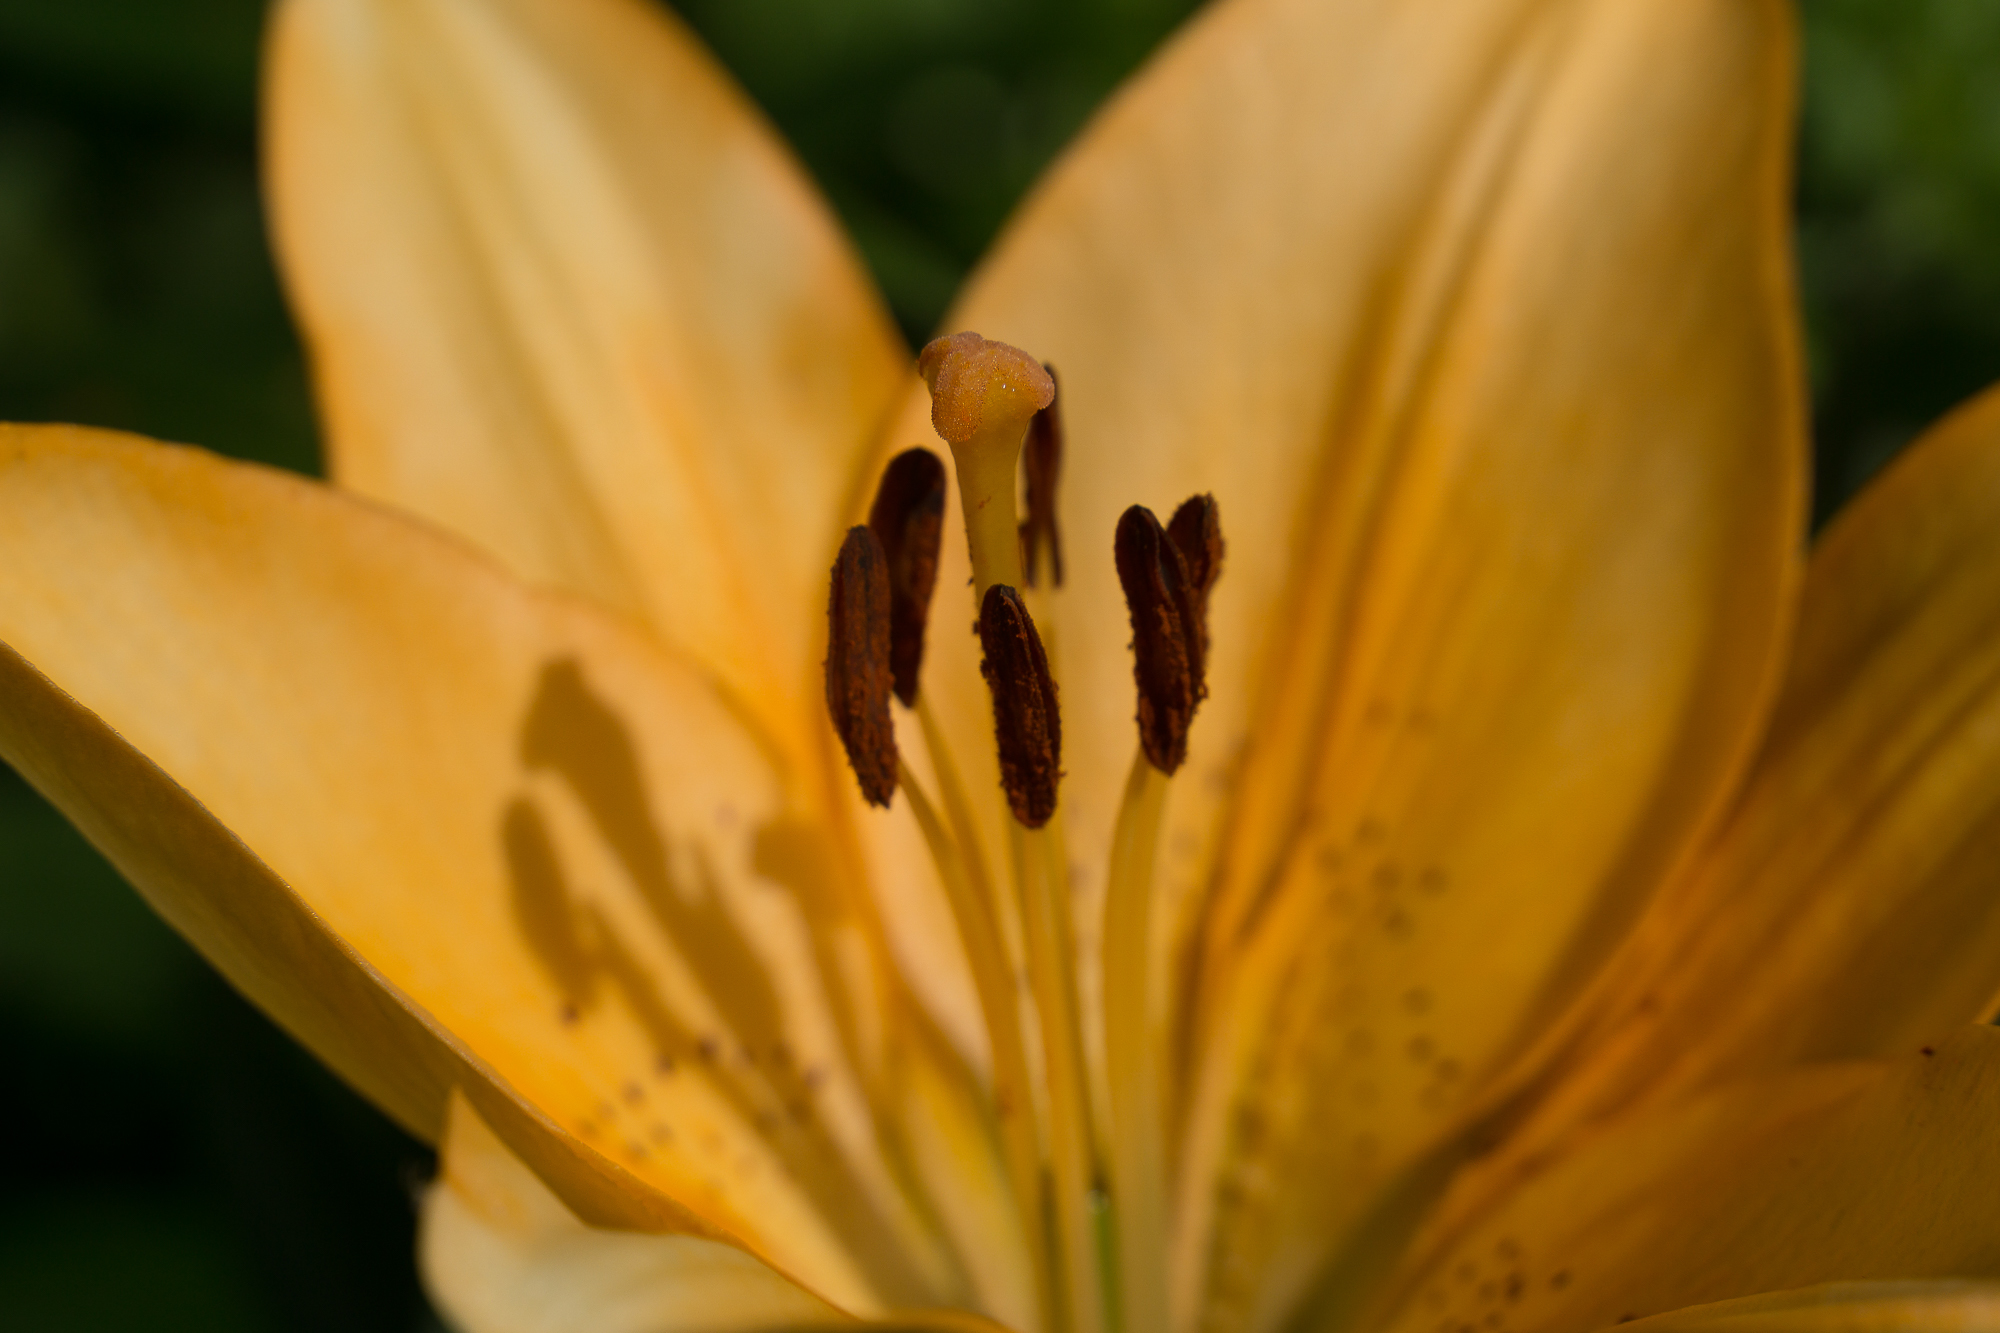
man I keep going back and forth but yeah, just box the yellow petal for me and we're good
[1618,1283,2000,1332]
[1374,1027,2000,1333]
[894,1022,1040,1333]
[0,425,950,1312]
[880,0,1804,1322]
[1514,382,2000,1139]
[424,1089,847,1333]
[426,1090,1021,1333]
[266,0,907,759]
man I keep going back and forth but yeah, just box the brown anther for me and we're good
[1115,506,1198,773]
[1165,492,1224,696]
[1020,365,1064,587]
[918,332,1054,445]
[867,448,946,706]
[977,585,1062,827]
[824,526,897,807]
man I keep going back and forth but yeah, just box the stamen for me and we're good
[1104,495,1224,1333]
[919,332,1054,599]
[977,585,1063,829]
[1166,493,1223,695]
[1020,366,1065,588]
[824,526,897,806]
[1114,506,1197,775]
[867,448,947,706]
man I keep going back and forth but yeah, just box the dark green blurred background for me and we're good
[0,1,1994,1329]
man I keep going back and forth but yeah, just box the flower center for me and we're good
[825,332,1222,1333]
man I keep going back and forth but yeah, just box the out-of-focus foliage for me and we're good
[1801,0,2000,517]
[673,0,1202,336]
[0,0,314,474]
[0,1,1994,1330]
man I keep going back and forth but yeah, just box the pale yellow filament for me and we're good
[896,759,1056,1331]
[1102,751,1171,1333]
[1014,818,1105,1333]
[916,697,1025,976]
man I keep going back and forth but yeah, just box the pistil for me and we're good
[921,332,1106,1333]
[918,332,1053,599]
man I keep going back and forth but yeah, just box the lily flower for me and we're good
[6,0,2000,1329]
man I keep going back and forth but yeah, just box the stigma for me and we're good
[919,333,1053,602]
[918,331,1054,447]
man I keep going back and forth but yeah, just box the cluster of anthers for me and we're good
[824,331,1224,1333]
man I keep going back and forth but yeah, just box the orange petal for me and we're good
[1375,1028,2000,1333]
[423,1089,848,1332]
[426,1090,1025,1333]
[879,0,1805,1321]
[1618,1283,2000,1332]
[0,425,952,1311]
[1507,381,2000,1146]
[266,0,907,762]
